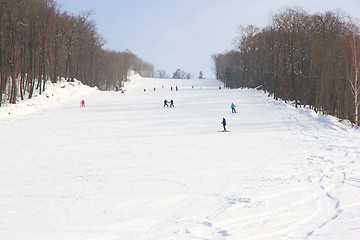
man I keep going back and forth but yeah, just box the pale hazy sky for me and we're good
[56,0,359,78]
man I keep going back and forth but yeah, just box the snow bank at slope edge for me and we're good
[0,79,98,120]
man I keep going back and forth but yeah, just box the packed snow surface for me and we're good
[1,76,360,240]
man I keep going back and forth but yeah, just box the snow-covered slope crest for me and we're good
[0,79,98,120]
[125,71,222,92]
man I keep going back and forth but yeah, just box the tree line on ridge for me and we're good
[213,8,360,127]
[0,0,154,106]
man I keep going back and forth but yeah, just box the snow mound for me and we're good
[0,79,98,120]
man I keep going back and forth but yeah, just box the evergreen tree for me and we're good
[198,71,204,79]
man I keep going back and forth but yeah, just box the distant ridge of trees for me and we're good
[0,0,154,106]
[213,7,360,127]
[172,69,192,79]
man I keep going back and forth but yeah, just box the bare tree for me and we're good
[345,18,360,127]
[213,7,359,126]
[0,0,155,106]
[156,69,168,79]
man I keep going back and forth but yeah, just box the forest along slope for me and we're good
[0,77,359,240]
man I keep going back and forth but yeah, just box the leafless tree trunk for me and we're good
[345,19,360,127]
[213,7,358,125]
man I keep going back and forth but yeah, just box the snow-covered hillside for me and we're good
[0,80,97,120]
[0,76,359,240]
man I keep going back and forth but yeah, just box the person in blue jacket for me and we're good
[222,117,227,132]
[231,102,236,113]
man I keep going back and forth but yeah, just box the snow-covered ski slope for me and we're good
[1,75,360,240]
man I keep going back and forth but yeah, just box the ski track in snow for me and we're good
[0,76,359,240]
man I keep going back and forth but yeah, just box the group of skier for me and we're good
[151,86,179,92]
[164,98,236,132]
[163,97,236,132]
[85,84,237,132]
[164,99,175,108]
[221,103,237,132]
[157,85,237,132]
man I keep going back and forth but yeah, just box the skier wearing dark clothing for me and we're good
[170,99,174,108]
[222,117,227,132]
[164,99,169,107]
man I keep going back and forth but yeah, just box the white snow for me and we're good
[1,75,359,240]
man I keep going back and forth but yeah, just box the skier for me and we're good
[222,117,227,132]
[170,99,174,108]
[176,86,178,91]
[81,99,85,108]
[231,102,236,113]
[164,99,169,107]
